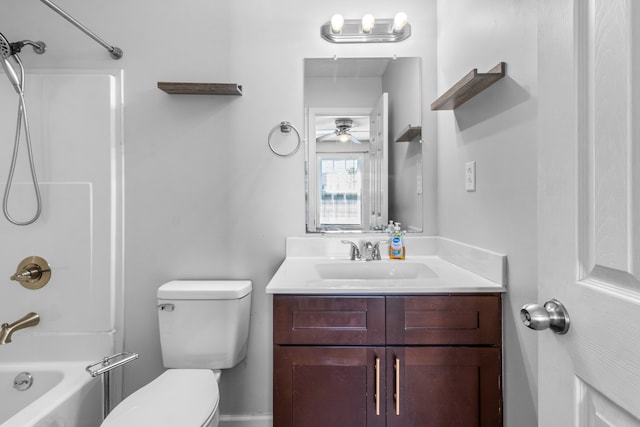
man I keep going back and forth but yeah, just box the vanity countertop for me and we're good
[266,236,507,295]
[266,256,505,294]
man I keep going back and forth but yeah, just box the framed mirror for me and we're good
[304,57,423,233]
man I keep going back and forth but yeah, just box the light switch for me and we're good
[465,161,476,192]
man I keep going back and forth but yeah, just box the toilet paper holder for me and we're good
[87,352,139,419]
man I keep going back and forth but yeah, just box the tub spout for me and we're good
[0,312,40,344]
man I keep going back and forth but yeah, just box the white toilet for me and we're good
[101,280,252,427]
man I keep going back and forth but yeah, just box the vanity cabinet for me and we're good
[273,294,502,427]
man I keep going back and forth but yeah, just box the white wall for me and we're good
[1,0,437,422]
[305,76,382,108]
[436,1,538,426]
[383,58,423,230]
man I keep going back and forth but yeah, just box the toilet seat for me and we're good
[100,369,219,427]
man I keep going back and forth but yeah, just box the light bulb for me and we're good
[330,14,344,34]
[393,12,408,32]
[337,133,351,143]
[361,14,375,33]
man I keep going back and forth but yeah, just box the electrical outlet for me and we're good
[465,161,476,191]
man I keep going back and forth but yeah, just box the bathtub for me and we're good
[0,361,103,427]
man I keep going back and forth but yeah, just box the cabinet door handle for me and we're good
[375,357,380,415]
[394,357,401,415]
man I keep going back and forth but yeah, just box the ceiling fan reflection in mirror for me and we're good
[316,117,370,144]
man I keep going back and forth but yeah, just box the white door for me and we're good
[369,92,388,229]
[537,1,640,425]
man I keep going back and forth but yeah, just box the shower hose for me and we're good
[3,72,42,226]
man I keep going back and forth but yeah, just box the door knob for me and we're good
[520,299,570,334]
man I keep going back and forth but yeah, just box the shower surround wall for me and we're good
[0,71,123,362]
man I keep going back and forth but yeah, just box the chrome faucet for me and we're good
[341,240,360,260]
[341,240,389,261]
[372,240,389,260]
[361,241,375,261]
[0,312,40,344]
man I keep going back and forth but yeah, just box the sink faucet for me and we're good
[341,240,360,260]
[372,240,389,260]
[341,240,389,261]
[361,241,375,261]
[0,312,40,345]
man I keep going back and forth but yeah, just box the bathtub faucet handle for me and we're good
[11,266,42,281]
[10,256,52,290]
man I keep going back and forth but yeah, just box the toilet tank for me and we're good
[157,280,252,369]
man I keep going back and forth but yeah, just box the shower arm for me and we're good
[39,0,123,60]
[11,40,47,55]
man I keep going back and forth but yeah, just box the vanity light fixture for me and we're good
[321,12,411,43]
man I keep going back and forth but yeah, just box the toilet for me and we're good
[101,280,252,427]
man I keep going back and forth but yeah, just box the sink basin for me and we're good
[315,262,437,280]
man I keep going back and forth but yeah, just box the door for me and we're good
[537,1,640,425]
[369,93,388,229]
[386,347,502,427]
[273,346,386,427]
[306,108,373,232]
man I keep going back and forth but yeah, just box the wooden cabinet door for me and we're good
[386,347,502,427]
[274,346,386,427]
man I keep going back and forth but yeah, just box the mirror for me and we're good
[304,57,423,233]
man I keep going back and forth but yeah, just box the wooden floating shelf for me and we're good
[431,62,505,110]
[157,82,243,95]
[395,125,422,142]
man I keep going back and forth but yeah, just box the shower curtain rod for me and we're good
[39,0,123,59]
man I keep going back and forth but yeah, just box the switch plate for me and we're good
[465,161,476,191]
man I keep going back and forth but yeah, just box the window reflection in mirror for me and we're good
[304,57,423,233]
[318,155,363,227]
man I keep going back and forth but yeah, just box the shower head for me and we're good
[0,32,13,59]
[0,32,24,94]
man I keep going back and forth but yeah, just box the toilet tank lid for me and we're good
[158,280,252,300]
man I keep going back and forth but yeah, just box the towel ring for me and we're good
[268,121,301,157]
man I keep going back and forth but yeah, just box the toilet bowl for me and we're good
[101,370,220,427]
[100,280,252,427]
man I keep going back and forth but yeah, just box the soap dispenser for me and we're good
[389,222,405,260]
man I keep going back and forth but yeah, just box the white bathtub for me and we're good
[0,362,103,427]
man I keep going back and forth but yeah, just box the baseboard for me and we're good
[219,414,273,427]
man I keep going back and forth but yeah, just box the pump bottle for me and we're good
[388,222,405,260]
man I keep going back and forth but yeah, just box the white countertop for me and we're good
[265,255,506,295]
